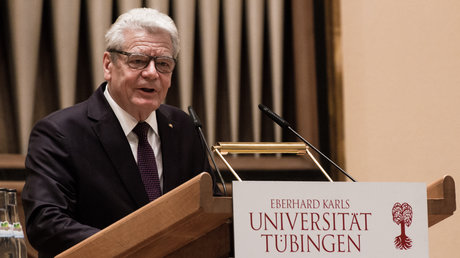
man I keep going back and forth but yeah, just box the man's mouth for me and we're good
[140,88,155,93]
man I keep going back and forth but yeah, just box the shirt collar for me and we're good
[103,83,159,136]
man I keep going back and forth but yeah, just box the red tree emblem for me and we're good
[392,202,413,250]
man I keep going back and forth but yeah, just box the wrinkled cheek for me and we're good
[161,89,169,103]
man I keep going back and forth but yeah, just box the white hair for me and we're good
[105,8,180,58]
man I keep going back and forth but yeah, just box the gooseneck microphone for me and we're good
[188,106,227,195]
[258,104,356,182]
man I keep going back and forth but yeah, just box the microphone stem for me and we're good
[305,149,333,182]
[197,127,228,195]
[288,126,357,182]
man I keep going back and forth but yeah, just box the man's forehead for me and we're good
[123,28,170,41]
[122,29,173,51]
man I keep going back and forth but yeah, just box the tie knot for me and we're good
[133,122,150,140]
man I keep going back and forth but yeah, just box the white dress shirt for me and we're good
[103,85,164,192]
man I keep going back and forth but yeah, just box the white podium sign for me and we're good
[232,181,428,257]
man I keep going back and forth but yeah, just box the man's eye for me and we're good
[157,61,170,68]
[128,55,149,66]
[157,58,174,67]
[131,58,147,64]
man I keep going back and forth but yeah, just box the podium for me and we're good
[56,173,232,258]
[54,172,456,257]
[427,175,456,227]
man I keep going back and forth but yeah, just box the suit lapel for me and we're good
[87,84,149,207]
[156,106,180,193]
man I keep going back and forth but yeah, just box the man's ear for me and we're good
[103,52,113,81]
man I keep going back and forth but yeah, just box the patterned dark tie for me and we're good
[133,122,162,201]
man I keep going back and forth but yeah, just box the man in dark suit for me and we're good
[22,8,212,257]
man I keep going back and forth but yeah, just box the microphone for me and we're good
[188,106,202,128]
[258,104,291,129]
[258,104,356,182]
[188,106,227,195]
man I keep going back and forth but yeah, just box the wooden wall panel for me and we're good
[87,0,112,90]
[246,0,264,142]
[0,0,17,153]
[198,0,219,143]
[8,0,43,153]
[223,0,242,142]
[268,0,284,142]
[52,0,81,108]
[146,0,170,14]
[1,0,321,175]
[292,0,319,147]
[173,0,196,111]
[117,0,142,14]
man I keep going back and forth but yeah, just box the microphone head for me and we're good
[258,104,290,128]
[188,106,202,128]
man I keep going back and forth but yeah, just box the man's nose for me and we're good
[142,60,160,79]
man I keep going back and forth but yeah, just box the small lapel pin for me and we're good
[168,123,174,128]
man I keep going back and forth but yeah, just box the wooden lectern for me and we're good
[56,173,232,258]
[427,175,456,227]
[0,155,455,257]
[53,173,456,258]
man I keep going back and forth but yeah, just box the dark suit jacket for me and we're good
[22,83,212,257]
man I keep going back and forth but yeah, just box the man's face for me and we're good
[103,29,174,121]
